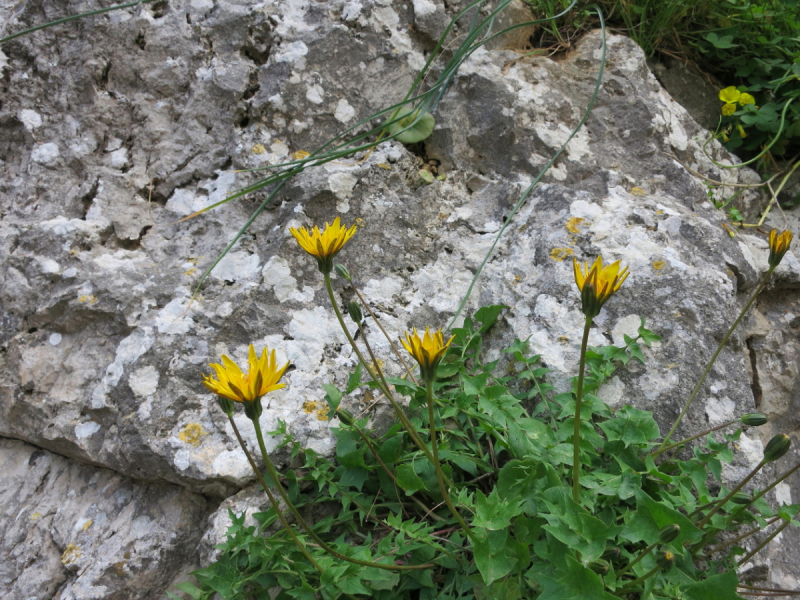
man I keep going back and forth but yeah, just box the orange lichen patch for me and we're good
[80,519,93,532]
[179,423,205,447]
[652,260,666,271]
[550,247,574,262]
[78,295,98,304]
[251,144,267,155]
[355,217,366,227]
[183,267,197,277]
[316,404,330,421]
[293,150,310,160]
[377,163,391,170]
[303,400,319,414]
[558,336,570,344]
[366,359,385,377]
[566,217,585,234]
[62,543,82,566]
[631,187,645,196]
[30,512,42,521]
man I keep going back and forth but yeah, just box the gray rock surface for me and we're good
[1,0,799,596]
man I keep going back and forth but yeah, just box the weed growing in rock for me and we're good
[176,225,800,600]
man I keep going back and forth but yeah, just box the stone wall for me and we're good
[1,0,799,596]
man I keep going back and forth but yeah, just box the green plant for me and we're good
[175,220,800,599]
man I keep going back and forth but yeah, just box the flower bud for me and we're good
[731,492,751,505]
[767,229,793,269]
[656,550,675,570]
[601,547,621,562]
[741,413,767,427]
[243,396,263,421]
[658,524,681,544]
[763,434,791,462]
[337,408,355,427]
[348,301,363,324]
[659,461,680,475]
[334,264,351,281]
[588,559,610,575]
[217,395,235,416]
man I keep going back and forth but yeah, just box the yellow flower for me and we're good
[721,103,736,116]
[573,256,629,319]
[739,92,755,106]
[203,344,289,407]
[719,86,741,104]
[768,229,793,268]
[736,124,747,138]
[289,217,357,274]
[400,327,455,383]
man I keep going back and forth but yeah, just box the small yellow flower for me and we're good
[739,92,755,106]
[719,86,741,104]
[289,217,357,274]
[573,256,629,319]
[768,229,793,269]
[736,124,747,138]
[400,327,455,383]
[202,344,289,404]
[721,103,736,116]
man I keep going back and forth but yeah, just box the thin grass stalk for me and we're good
[696,459,767,529]
[657,269,774,452]
[572,315,593,504]
[705,516,782,556]
[615,540,658,578]
[652,418,740,457]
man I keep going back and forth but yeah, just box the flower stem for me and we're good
[615,540,658,578]
[696,459,766,530]
[573,315,592,504]
[351,284,418,384]
[652,418,740,458]
[656,269,773,453]
[250,414,434,571]
[426,381,477,543]
[225,415,327,574]
[618,563,662,592]
[737,518,789,565]
[705,516,782,556]
[323,273,454,486]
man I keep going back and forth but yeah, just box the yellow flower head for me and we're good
[573,256,629,319]
[739,92,755,106]
[202,345,289,418]
[289,217,357,274]
[400,327,455,383]
[768,229,793,269]
[719,86,741,104]
[721,103,736,116]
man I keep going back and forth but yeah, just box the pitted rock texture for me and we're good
[2,0,800,596]
[0,438,211,600]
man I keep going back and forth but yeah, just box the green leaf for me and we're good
[597,405,660,448]
[537,555,619,600]
[346,364,362,393]
[681,571,745,600]
[395,464,428,495]
[323,383,342,417]
[622,490,703,547]
[705,32,738,49]
[473,488,525,530]
[384,106,436,143]
[474,305,509,333]
[473,528,520,586]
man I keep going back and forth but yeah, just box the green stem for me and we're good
[696,459,766,530]
[225,415,327,575]
[705,516,782,556]
[323,272,455,487]
[657,269,773,452]
[618,563,662,592]
[251,415,434,571]
[737,518,789,565]
[351,285,418,384]
[652,418,740,458]
[426,381,477,543]
[573,316,592,504]
[616,540,658,578]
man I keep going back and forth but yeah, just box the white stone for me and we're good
[129,366,159,397]
[334,98,356,123]
[413,0,437,18]
[75,421,101,439]
[109,148,128,168]
[31,143,60,165]
[611,314,642,346]
[49,333,62,346]
[155,298,195,335]
[274,41,309,64]
[328,172,358,199]
[210,251,261,282]
[775,482,792,506]
[19,109,43,130]
[305,83,324,104]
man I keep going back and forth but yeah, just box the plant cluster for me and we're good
[173,222,799,600]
